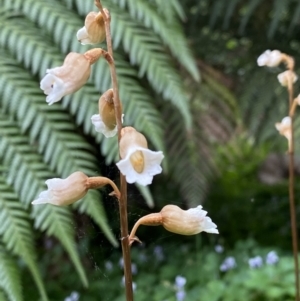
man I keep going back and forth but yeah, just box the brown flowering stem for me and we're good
[289,98,298,117]
[128,213,162,245]
[287,66,300,301]
[94,1,133,300]
[87,177,120,199]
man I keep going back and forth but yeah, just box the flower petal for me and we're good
[91,114,118,138]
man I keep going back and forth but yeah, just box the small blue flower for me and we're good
[266,251,279,265]
[176,290,186,301]
[175,275,186,289]
[220,256,236,271]
[248,256,263,269]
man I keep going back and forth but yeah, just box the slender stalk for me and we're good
[287,79,300,301]
[94,1,134,300]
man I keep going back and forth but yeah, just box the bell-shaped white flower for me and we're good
[91,113,124,138]
[277,70,298,87]
[116,127,164,186]
[32,172,88,206]
[77,10,108,45]
[257,50,282,67]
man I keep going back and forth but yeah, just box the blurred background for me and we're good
[0,0,300,300]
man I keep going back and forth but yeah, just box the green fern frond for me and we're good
[0,108,116,278]
[0,177,48,301]
[0,52,97,178]
[0,244,22,301]
[114,0,200,81]
[73,190,118,247]
[0,290,9,301]
[268,0,289,39]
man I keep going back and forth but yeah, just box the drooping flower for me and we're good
[40,49,106,105]
[32,172,88,206]
[77,9,109,45]
[248,256,263,269]
[32,172,120,206]
[277,70,298,87]
[116,127,164,186]
[257,50,282,67]
[160,205,219,235]
[220,257,236,272]
[275,116,291,150]
[129,205,218,244]
[91,89,123,137]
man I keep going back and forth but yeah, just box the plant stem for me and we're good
[288,79,300,301]
[94,1,134,300]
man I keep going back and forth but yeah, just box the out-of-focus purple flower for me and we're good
[215,245,224,253]
[175,275,186,289]
[119,257,124,268]
[176,290,186,301]
[220,256,236,272]
[154,245,165,261]
[138,252,147,263]
[266,251,279,265]
[121,276,137,291]
[248,256,263,268]
[105,261,113,271]
[131,263,138,275]
[64,291,80,301]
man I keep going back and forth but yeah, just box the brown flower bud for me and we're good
[76,9,109,45]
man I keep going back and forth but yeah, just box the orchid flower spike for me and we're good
[116,127,164,186]
[91,89,123,137]
[40,49,108,105]
[129,205,218,245]
[275,116,292,151]
[32,172,121,206]
[257,50,282,67]
[277,70,298,87]
[77,9,109,45]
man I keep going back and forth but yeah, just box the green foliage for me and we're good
[42,239,296,300]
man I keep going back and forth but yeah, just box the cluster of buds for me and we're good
[257,49,300,151]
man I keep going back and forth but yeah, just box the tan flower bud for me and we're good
[117,127,164,186]
[99,89,116,130]
[129,205,218,245]
[32,172,88,206]
[76,9,109,45]
[91,89,124,138]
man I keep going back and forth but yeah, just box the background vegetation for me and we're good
[0,0,300,300]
